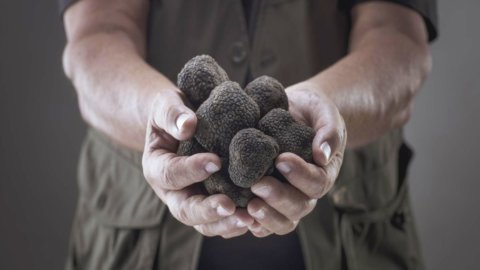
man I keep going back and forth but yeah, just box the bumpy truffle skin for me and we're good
[177,138,206,156]
[178,141,253,207]
[204,167,254,207]
[258,108,314,162]
[177,55,229,108]
[195,81,260,157]
[244,76,288,117]
[228,128,279,188]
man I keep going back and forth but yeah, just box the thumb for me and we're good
[151,91,197,141]
[312,123,346,167]
[311,108,347,167]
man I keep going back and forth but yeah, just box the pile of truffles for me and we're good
[177,55,314,207]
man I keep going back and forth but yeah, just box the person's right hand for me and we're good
[142,89,254,238]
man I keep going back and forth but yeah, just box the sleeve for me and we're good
[343,0,438,42]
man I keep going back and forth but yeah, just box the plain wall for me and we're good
[0,0,478,269]
[405,1,480,269]
[0,1,84,269]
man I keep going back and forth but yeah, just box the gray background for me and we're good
[0,0,478,269]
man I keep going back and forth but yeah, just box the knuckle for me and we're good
[310,184,327,199]
[222,228,247,239]
[195,225,214,237]
[268,185,285,201]
[202,207,216,221]
[252,228,269,238]
[176,205,191,225]
[296,199,316,219]
[162,166,178,189]
[165,105,180,131]
[142,166,153,184]
[197,199,214,221]
[276,222,296,235]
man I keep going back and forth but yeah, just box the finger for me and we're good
[251,176,316,221]
[144,121,179,153]
[221,228,250,239]
[194,209,254,237]
[143,149,221,190]
[247,198,297,235]
[311,115,346,166]
[249,221,272,238]
[151,91,197,141]
[275,152,338,199]
[165,191,236,226]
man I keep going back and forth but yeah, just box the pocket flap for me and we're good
[329,130,406,213]
[78,129,166,228]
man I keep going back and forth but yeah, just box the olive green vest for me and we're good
[66,0,424,269]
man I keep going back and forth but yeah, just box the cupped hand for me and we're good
[247,82,347,237]
[142,89,254,238]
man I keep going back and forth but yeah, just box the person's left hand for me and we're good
[247,81,347,237]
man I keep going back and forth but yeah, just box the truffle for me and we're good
[204,166,254,208]
[258,108,315,162]
[176,55,315,207]
[228,128,279,188]
[195,81,260,157]
[177,55,229,109]
[177,138,206,156]
[244,75,289,117]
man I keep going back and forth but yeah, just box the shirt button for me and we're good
[230,41,248,64]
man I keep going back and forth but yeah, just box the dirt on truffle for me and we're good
[195,81,260,158]
[177,55,229,109]
[229,128,279,188]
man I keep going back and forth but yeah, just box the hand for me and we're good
[247,82,347,237]
[142,89,254,238]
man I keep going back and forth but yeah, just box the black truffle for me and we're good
[177,138,206,156]
[177,55,229,109]
[176,55,316,207]
[244,75,289,117]
[258,108,315,162]
[195,81,260,157]
[204,166,254,208]
[228,128,279,188]
[177,142,253,207]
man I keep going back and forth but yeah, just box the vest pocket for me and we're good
[67,128,166,269]
[330,133,424,269]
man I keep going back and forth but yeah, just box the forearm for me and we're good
[63,31,177,151]
[304,27,431,148]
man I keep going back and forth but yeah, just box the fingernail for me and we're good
[205,162,220,173]
[252,185,271,198]
[276,162,291,174]
[217,205,232,217]
[175,113,190,132]
[320,142,331,162]
[252,209,265,219]
[236,219,247,228]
